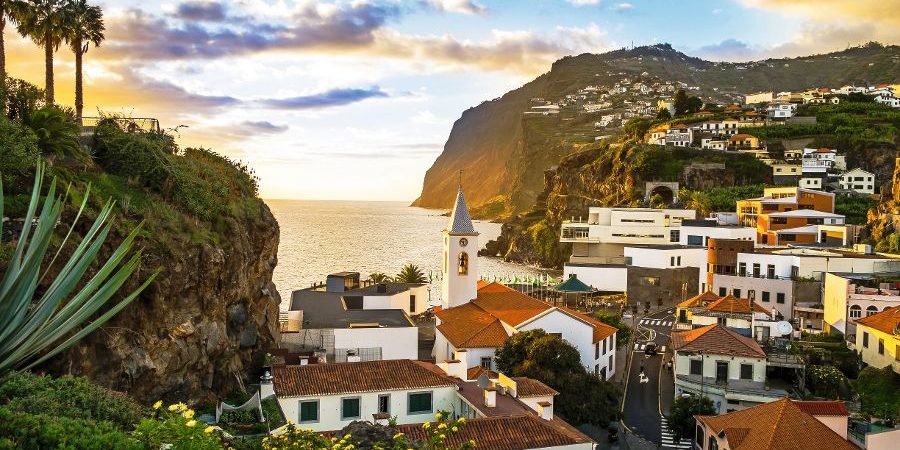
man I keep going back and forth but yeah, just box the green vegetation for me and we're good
[742,101,899,147]
[672,89,702,117]
[836,193,877,225]
[0,163,157,375]
[632,146,770,185]
[395,263,427,283]
[667,395,715,444]
[854,366,900,421]
[683,184,765,213]
[66,0,105,123]
[22,105,82,158]
[592,310,632,346]
[0,115,40,187]
[368,272,392,283]
[806,365,849,399]
[495,329,621,426]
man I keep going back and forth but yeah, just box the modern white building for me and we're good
[767,102,797,119]
[839,168,876,194]
[799,177,823,190]
[802,147,839,176]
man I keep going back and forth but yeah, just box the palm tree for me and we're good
[685,191,711,218]
[0,162,157,374]
[24,104,81,157]
[16,0,68,105]
[0,0,26,102]
[395,264,427,284]
[368,272,392,283]
[64,0,103,125]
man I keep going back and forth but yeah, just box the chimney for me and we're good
[484,387,497,408]
[537,401,553,420]
[442,359,466,379]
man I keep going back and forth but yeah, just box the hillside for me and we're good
[414,42,900,218]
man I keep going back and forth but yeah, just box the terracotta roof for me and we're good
[794,400,849,417]
[678,291,720,308]
[436,303,510,348]
[696,398,857,450]
[396,414,593,450]
[855,305,900,335]
[272,360,456,398]
[512,377,558,397]
[473,290,552,327]
[706,295,772,317]
[729,133,757,141]
[557,306,618,343]
[671,324,766,358]
[467,366,499,380]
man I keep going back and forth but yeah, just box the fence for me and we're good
[80,116,161,135]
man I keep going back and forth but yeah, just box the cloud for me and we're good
[423,0,487,15]
[257,86,390,110]
[711,8,723,15]
[613,3,633,12]
[568,0,602,5]
[739,0,900,27]
[172,1,228,22]
[695,38,759,62]
[239,120,289,134]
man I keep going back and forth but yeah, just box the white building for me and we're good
[799,177,823,190]
[874,93,900,108]
[838,168,876,194]
[665,126,693,147]
[802,147,838,175]
[767,102,797,119]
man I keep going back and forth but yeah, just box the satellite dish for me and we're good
[476,373,491,389]
[776,321,793,335]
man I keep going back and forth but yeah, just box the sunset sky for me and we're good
[5,0,898,200]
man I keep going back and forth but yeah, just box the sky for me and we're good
[5,0,899,201]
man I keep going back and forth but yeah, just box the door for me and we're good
[715,361,728,385]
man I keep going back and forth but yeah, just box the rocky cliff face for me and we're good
[40,199,281,403]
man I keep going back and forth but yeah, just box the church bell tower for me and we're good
[441,180,479,309]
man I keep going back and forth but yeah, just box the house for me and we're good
[799,177,822,190]
[623,244,704,306]
[839,168,876,194]
[767,102,797,119]
[771,164,802,184]
[874,93,900,108]
[694,398,857,450]
[735,186,839,244]
[823,272,900,337]
[671,324,790,413]
[854,306,900,374]
[674,293,784,340]
[728,133,761,150]
[802,147,839,177]
[665,125,693,147]
[744,91,774,105]
[272,359,459,431]
[437,187,618,379]
[647,124,670,145]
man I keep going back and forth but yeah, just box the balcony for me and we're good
[560,225,598,243]
[675,374,787,402]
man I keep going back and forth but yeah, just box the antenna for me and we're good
[458,170,463,190]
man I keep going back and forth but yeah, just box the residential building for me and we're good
[694,398,857,450]
[728,133,761,150]
[671,324,792,413]
[799,177,823,190]
[767,102,798,119]
[824,272,900,337]
[772,164,802,184]
[272,359,459,431]
[673,293,786,341]
[623,244,703,306]
[744,91,774,105]
[839,168,876,194]
[802,147,845,178]
[647,124,669,145]
[854,306,900,374]
[700,136,727,150]
[665,125,693,147]
[735,186,838,244]
[874,93,900,108]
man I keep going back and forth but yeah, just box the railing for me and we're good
[80,116,161,135]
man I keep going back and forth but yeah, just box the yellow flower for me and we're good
[344,434,351,440]
[168,404,178,412]
[204,426,215,433]
[423,421,431,429]
[457,417,466,424]
[152,400,163,410]
[438,423,447,430]
[452,426,458,432]
[186,419,197,427]
[393,433,404,439]
[435,412,443,420]
[439,434,446,440]
[468,439,476,446]
[178,403,188,412]
[184,409,195,419]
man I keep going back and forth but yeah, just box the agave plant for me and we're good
[0,162,156,374]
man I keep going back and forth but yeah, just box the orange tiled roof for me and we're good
[677,291,720,308]
[472,286,553,327]
[512,377,558,397]
[396,414,593,450]
[557,306,618,343]
[855,305,900,335]
[272,360,456,397]
[467,366,499,380]
[671,324,766,358]
[794,400,849,417]
[696,398,857,450]
[436,303,510,348]
[729,133,757,141]
[706,295,772,317]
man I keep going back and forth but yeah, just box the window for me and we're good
[670,230,680,242]
[677,256,682,265]
[696,425,704,444]
[781,234,796,242]
[767,265,775,279]
[709,436,719,450]
[752,263,760,278]
[299,400,319,423]
[609,354,614,369]
[849,305,861,318]
[762,291,770,303]
[378,394,390,414]
[457,252,469,275]
[409,295,416,313]
[866,305,878,317]
[595,342,600,359]
[671,256,676,267]
[688,235,704,246]
[776,293,785,304]
[719,287,727,296]
[878,339,885,355]
[641,277,660,286]
[748,290,755,301]
[602,338,607,355]
[862,332,869,348]
[341,397,361,420]
[738,262,746,276]
[740,364,753,380]
[733,289,741,298]
[480,357,492,369]
[408,392,433,415]
[595,364,599,375]
[690,359,702,375]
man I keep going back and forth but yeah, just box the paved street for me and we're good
[622,308,689,449]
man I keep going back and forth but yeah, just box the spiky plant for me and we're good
[0,162,157,374]
[395,264,427,284]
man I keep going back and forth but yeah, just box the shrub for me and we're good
[0,115,40,189]
[855,366,900,421]
[592,311,632,346]
[0,406,139,450]
[807,365,848,399]
[133,402,226,450]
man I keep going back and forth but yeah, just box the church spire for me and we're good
[447,182,477,235]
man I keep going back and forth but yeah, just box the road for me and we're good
[622,308,689,449]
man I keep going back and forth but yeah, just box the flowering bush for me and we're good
[261,411,475,450]
[807,364,848,399]
[132,402,226,450]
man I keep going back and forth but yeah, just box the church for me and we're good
[433,186,619,380]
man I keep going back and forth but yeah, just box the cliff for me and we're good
[415,43,900,218]
[2,122,281,403]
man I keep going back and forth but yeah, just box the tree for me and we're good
[368,272,392,283]
[16,0,68,104]
[592,311,632,347]
[807,365,848,399]
[395,263,427,283]
[668,395,715,443]
[0,114,39,188]
[673,89,689,116]
[495,329,621,426]
[0,0,27,106]
[655,107,671,120]
[64,0,103,124]
[681,190,711,218]
[22,104,81,157]
[685,96,703,114]
[3,77,44,120]
[854,365,900,422]
[0,162,158,374]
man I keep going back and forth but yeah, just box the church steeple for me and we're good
[441,179,479,309]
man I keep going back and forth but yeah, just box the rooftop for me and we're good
[696,398,857,450]
[767,210,843,218]
[855,305,900,335]
[272,360,457,398]
[794,400,849,417]
[288,289,414,329]
[396,414,593,450]
[672,324,766,358]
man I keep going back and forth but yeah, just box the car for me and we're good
[644,342,658,355]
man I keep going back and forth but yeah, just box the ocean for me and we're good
[266,200,554,310]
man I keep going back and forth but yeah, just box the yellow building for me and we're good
[854,306,900,374]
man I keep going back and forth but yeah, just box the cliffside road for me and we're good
[622,308,683,448]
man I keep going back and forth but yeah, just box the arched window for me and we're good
[849,305,862,318]
[866,305,879,317]
[458,252,469,275]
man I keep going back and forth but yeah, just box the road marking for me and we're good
[660,417,692,449]
[661,345,666,353]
